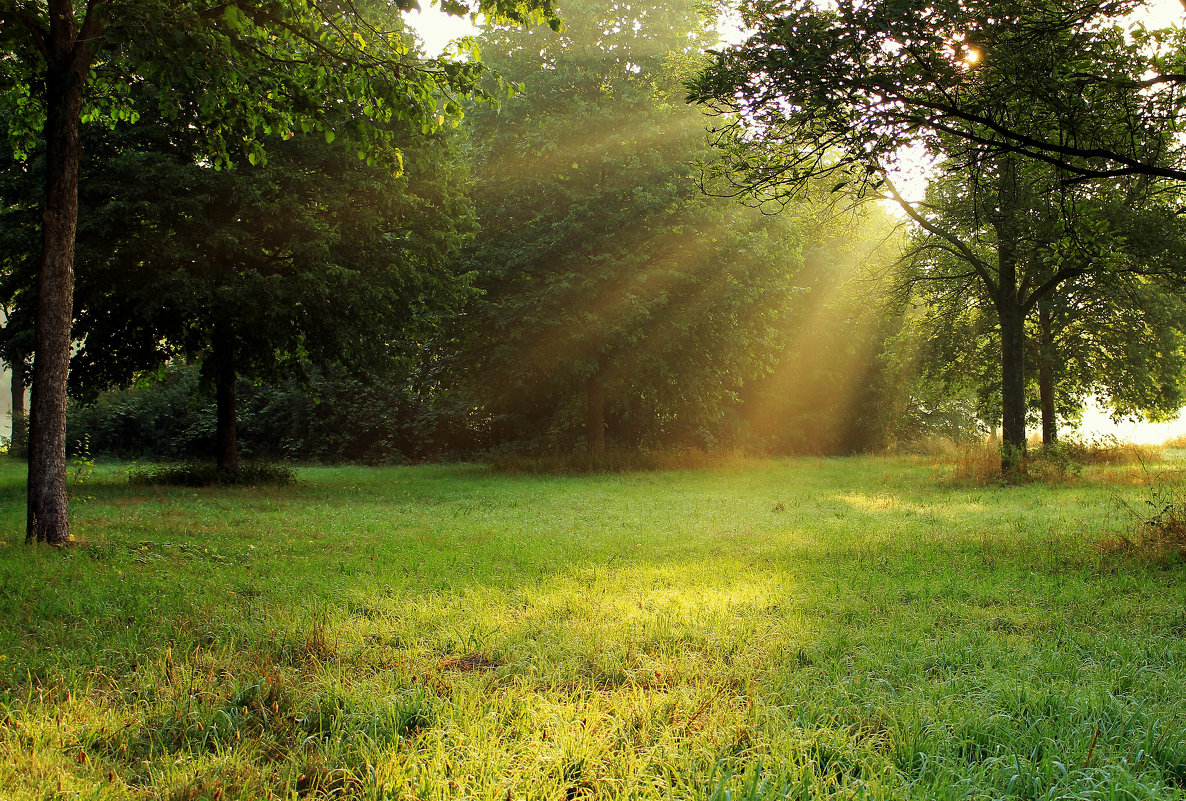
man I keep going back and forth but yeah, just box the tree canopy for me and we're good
[690,0,1186,472]
[447,0,805,458]
[689,0,1186,194]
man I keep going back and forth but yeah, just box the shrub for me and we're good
[1028,440,1084,482]
[67,362,477,464]
[67,367,213,460]
[127,461,296,487]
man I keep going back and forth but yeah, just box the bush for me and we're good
[67,363,478,464]
[67,367,213,460]
[127,461,296,487]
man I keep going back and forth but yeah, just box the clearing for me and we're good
[0,455,1183,799]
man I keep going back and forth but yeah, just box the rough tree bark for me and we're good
[27,3,97,544]
[990,156,1027,476]
[997,295,1027,474]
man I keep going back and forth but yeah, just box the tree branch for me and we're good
[881,173,1000,298]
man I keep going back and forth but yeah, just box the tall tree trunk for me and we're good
[10,358,28,460]
[586,367,605,462]
[992,155,1027,477]
[1037,300,1057,448]
[999,298,1027,475]
[212,321,239,472]
[27,10,91,544]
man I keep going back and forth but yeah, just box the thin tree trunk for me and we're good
[27,10,90,544]
[10,358,28,460]
[213,320,240,472]
[586,368,605,462]
[1037,300,1057,448]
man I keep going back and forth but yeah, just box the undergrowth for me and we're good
[126,461,296,487]
[1106,466,1186,562]
[941,435,1165,486]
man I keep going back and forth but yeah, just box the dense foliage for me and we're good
[3,0,1186,475]
[444,0,806,457]
[1,0,562,542]
[691,0,1186,471]
[65,363,466,465]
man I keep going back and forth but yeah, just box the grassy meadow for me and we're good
[0,453,1184,800]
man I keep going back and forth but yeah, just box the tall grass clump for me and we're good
[1108,467,1186,561]
[943,437,1003,485]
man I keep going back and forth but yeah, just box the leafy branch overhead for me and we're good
[689,0,1186,198]
[0,0,563,168]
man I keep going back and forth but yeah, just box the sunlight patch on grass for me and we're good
[1,456,1185,799]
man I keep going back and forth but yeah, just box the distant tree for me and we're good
[689,0,1185,472]
[899,157,1186,449]
[0,0,560,543]
[450,0,803,459]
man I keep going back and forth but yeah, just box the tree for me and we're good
[903,179,1186,446]
[736,207,911,454]
[450,0,803,458]
[894,147,1186,456]
[689,0,1184,472]
[1,100,472,472]
[0,0,560,543]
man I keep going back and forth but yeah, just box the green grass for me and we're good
[0,455,1184,800]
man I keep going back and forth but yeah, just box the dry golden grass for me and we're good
[1102,471,1186,562]
[1163,433,1186,449]
[944,438,1003,485]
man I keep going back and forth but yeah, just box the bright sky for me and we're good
[1079,401,1186,445]
[406,5,477,56]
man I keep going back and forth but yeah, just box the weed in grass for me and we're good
[1108,466,1186,561]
